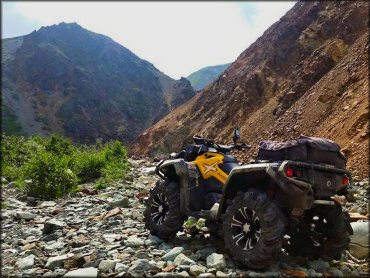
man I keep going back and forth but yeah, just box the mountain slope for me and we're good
[132,1,369,179]
[1,22,195,143]
[187,63,230,91]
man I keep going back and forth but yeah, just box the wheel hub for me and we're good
[230,206,261,250]
[243,223,251,233]
[150,193,169,225]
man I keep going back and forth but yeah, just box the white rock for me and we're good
[44,241,65,251]
[22,268,39,276]
[98,259,116,273]
[16,254,35,270]
[162,247,184,261]
[102,234,119,243]
[189,264,207,276]
[206,253,226,270]
[115,262,129,273]
[15,211,36,220]
[349,221,369,259]
[215,271,230,278]
[128,259,159,273]
[39,201,56,208]
[124,235,144,247]
[173,253,196,266]
[63,267,98,278]
[45,254,73,270]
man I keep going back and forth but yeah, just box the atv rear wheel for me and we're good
[144,180,184,240]
[222,189,286,269]
[287,204,352,260]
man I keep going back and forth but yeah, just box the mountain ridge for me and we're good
[1,22,195,144]
[187,63,231,91]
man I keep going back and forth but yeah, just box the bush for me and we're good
[1,134,129,199]
[1,134,41,181]
[20,151,77,199]
[73,152,106,183]
[44,134,76,156]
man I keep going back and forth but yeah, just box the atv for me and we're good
[144,128,353,269]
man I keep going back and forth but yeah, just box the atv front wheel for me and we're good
[144,180,184,240]
[287,204,352,260]
[222,189,286,269]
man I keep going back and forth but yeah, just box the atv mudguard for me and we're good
[157,159,200,215]
[216,161,315,219]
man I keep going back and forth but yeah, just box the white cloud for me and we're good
[4,1,296,79]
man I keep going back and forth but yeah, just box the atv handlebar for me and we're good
[229,142,252,151]
[193,135,251,152]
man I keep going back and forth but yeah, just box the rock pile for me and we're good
[1,159,368,277]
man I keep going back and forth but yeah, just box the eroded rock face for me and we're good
[131,1,369,180]
[1,160,368,277]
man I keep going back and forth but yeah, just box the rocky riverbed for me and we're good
[1,159,369,277]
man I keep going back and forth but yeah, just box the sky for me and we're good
[2,1,296,79]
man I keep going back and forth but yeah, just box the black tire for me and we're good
[144,180,184,240]
[287,204,352,260]
[222,189,286,269]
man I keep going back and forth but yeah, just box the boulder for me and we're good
[108,197,130,209]
[15,211,36,220]
[349,221,369,259]
[128,259,159,274]
[173,254,196,266]
[189,264,207,276]
[98,259,116,273]
[115,262,129,273]
[43,219,65,235]
[124,235,144,247]
[16,255,35,270]
[206,253,226,270]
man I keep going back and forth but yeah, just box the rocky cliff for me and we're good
[1,23,195,144]
[132,1,369,179]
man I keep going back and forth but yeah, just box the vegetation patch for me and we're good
[1,134,129,199]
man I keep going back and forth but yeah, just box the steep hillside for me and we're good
[187,63,231,91]
[1,23,195,143]
[132,1,369,179]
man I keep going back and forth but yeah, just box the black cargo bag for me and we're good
[256,135,347,168]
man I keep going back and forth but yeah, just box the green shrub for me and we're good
[94,177,111,190]
[1,134,129,199]
[1,134,41,181]
[101,140,129,180]
[44,134,76,156]
[102,140,127,162]
[73,152,106,183]
[20,151,77,199]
